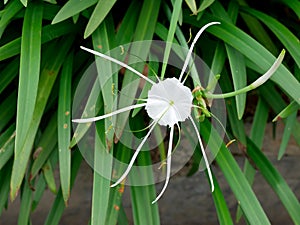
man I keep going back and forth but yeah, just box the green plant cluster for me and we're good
[0,0,299,224]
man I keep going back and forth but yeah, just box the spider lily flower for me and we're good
[72,21,284,204]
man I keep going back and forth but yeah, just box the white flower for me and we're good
[73,21,284,204]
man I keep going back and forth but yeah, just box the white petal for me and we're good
[250,49,285,88]
[80,46,156,85]
[189,116,214,192]
[152,125,174,204]
[111,120,157,187]
[179,22,220,82]
[72,103,147,123]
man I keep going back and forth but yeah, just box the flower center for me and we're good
[145,78,193,126]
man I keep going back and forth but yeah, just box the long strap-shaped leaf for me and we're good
[91,19,115,225]
[52,0,98,24]
[247,138,300,224]
[242,7,300,68]
[10,37,74,200]
[160,0,183,80]
[0,0,23,38]
[200,120,271,224]
[15,1,43,164]
[0,20,81,61]
[211,174,234,225]
[44,150,82,225]
[19,0,27,7]
[58,52,73,204]
[84,0,118,38]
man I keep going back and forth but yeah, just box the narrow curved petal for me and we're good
[152,125,174,204]
[179,22,221,83]
[205,49,285,99]
[250,49,285,88]
[189,116,214,192]
[80,46,156,85]
[111,120,158,187]
[72,103,147,123]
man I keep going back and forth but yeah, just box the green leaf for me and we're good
[0,58,19,94]
[198,0,215,12]
[160,0,183,80]
[42,158,57,194]
[277,111,297,160]
[210,41,226,76]
[18,175,33,225]
[90,19,115,225]
[0,20,81,61]
[201,120,271,224]
[10,37,74,201]
[278,0,300,19]
[57,52,73,203]
[43,0,57,4]
[19,0,27,7]
[0,162,12,216]
[0,124,15,170]
[257,82,300,147]
[84,0,118,38]
[273,101,300,122]
[15,1,43,175]
[220,69,247,144]
[115,0,141,44]
[225,45,246,119]
[242,7,300,68]
[44,150,82,225]
[30,113,57,180]
[211,174,234,225]
[236,97,269,221]
[31,174,47,211]
[104,143,129,225]
[52,0,97,24]
[130,150,160,225]
[92,125,114,225]
[250,98,269,147]
[117,204,129,225]
[0,0,23,38]
[247,138,300,224]
[235,0,278,54]
[185,0,197,14]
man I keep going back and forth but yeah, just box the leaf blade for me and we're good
[15,0,43,164]
[52,0,98,24]
[10,37,74,201]
[57,52,73,203]
[84,0,118,38]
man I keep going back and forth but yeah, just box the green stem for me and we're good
[205,85,253,99]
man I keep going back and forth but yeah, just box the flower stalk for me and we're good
[205,49,285,99]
